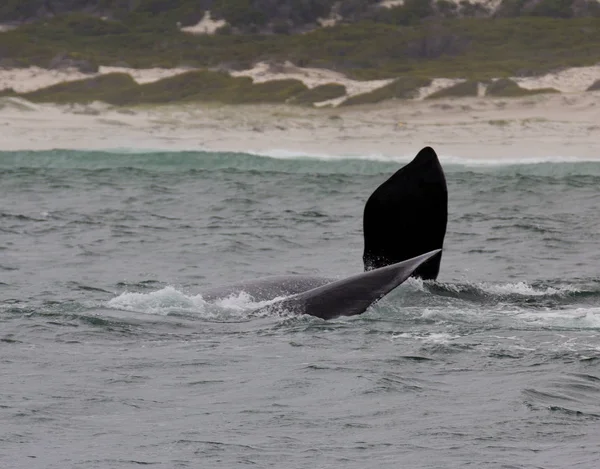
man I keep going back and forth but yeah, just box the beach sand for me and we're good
[0,63,598,161]
[1,90,598,162]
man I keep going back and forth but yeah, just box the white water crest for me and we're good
[437,280,579,297]
[107,286,209,316]
[244,148,600,166]
[106,286,292,319]
[475,281,579,297]
[518,307,600,330]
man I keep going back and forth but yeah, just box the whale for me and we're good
[363,146,447,278]
[204,146,448,320]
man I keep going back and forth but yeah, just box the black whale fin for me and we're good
[363,147,447,280]
[272,249,441,320]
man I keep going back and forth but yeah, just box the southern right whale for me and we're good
[204,146,448,320]
[363,146,447,279]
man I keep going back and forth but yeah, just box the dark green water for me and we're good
[1,150,600,468]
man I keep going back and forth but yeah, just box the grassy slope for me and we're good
[426,80,479,99]
[484,78,559,96]
[20,70,311,105]
[341,77,431,105]
[0,16,599,81]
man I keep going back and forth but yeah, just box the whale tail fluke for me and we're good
[362,146,447,280]
[270,249,441,320]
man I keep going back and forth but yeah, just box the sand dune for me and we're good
[0,66,194,93]
[2,62,599,101]
[514,65,600,93]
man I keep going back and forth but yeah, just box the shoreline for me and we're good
[0,60,598,162]
[1,89,599,162]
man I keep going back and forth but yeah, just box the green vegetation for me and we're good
[227,78,308,103]
[23,73,136,103]
[1,16,600,81]
[290,83,347,105]
[0,89,18,98]
[18,70,312,105]
[1,3,598,108]
[425,80,479,99]
[0,1,206,29]
[340,77,431,106]
[16,68,575,108]
[5,0,599,25]
[107,71,249,105]
[485,78,559,97]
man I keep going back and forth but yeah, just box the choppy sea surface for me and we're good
[2,149,600,469]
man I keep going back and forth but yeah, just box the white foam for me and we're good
[433,154,600,166]
[246,148,600,166]
[474,281,577,297]
[107,286,208,316]
[393,331,460,344]
[245,147,413,163]
[211,291,257,311]
[235,147,600,166]
[518,307,600,330]
[420,306,483,325]
[212,291,289,316]
[106,286,291,319]
[401,276,427,291]
[421,307,461,322]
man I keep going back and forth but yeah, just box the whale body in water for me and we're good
[204,146,448,320]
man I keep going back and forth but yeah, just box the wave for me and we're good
[2,149,600,176]
[523,373,600,418]
[430,280,582,302]
[517,307,600,330]
[256,148,600,167]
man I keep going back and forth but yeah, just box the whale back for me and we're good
[203,275,332,302]
[362,147,447,280]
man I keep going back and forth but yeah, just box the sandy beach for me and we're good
[1,91,598,162]
[0,63,599,162]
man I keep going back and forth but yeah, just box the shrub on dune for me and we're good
[426,80,479,99]
[22,73,138,104]
[485,78,559,97]
[340,77,431,106]
[290,83,347,105]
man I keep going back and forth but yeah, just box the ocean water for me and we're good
[1,149,600,469]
